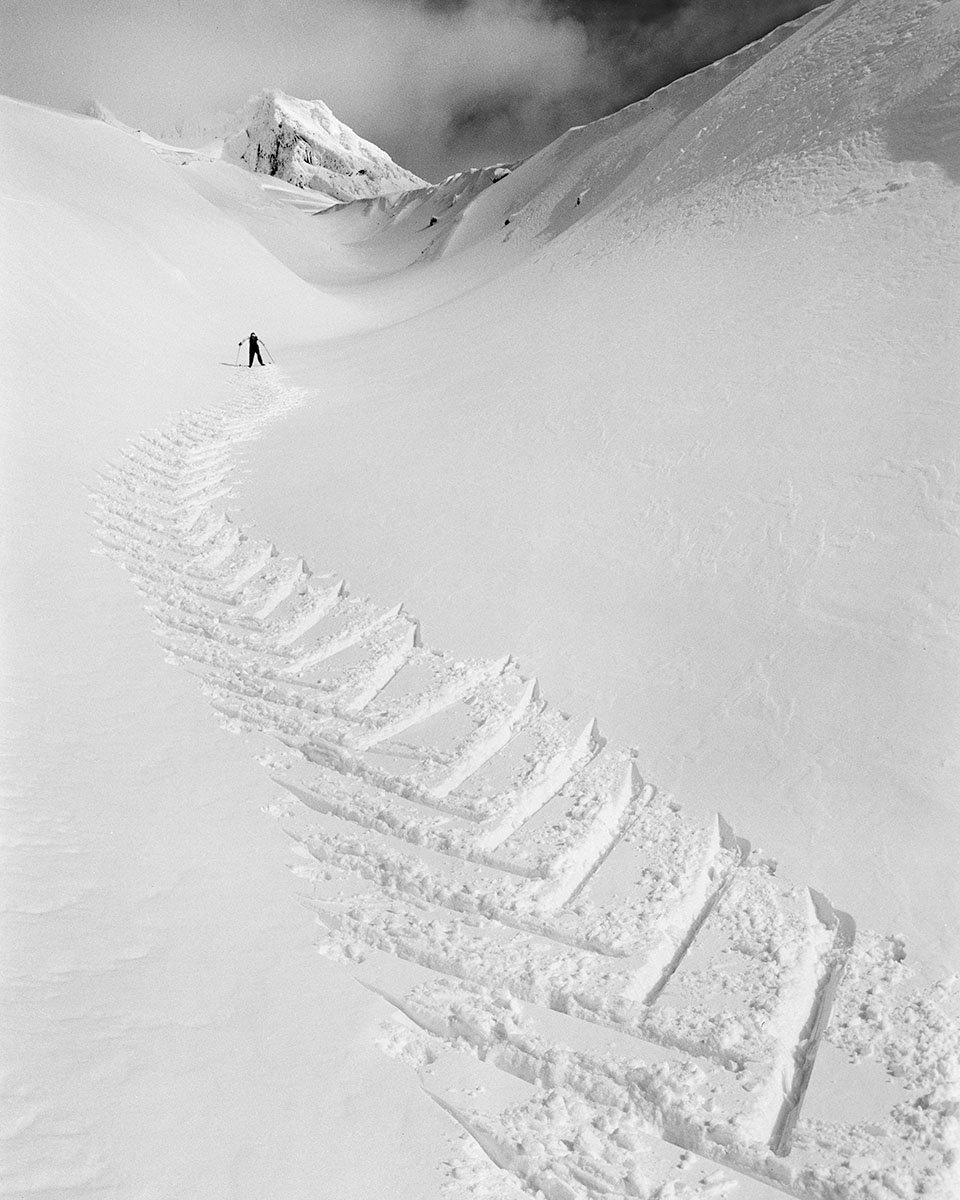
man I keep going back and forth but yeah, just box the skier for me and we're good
[239,331,264,367]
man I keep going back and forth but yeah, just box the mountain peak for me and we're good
[222,88,427,200]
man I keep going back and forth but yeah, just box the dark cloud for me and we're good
[418,0,822,171]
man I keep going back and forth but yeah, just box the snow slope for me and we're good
[4,0,960,1195]
[89,380,960,1197]
[0,99,459,1199]
[237,0,960,972]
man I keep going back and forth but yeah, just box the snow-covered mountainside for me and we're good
[222,89,427,200]
[5,0,960,1197]
[235,0,960,965]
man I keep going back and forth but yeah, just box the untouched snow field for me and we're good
[3,0,960,1196]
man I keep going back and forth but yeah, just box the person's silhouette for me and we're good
[239,332,264,367]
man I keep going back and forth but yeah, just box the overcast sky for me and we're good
[0,0,819,179]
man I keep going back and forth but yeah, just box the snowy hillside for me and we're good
[4,0,960,1197]
[237,0,960,969]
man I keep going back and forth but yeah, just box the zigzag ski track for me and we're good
[91,373,960,1200]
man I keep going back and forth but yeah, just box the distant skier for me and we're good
[239,332,264,367]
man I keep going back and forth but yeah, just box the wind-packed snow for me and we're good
[4,0,960,1196]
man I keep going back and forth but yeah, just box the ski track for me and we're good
[91,373,960,1200]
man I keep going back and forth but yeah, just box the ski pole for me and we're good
[261,342,276,364]
[234,343,241,367]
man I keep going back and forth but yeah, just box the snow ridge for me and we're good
[91,373,960,1200]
